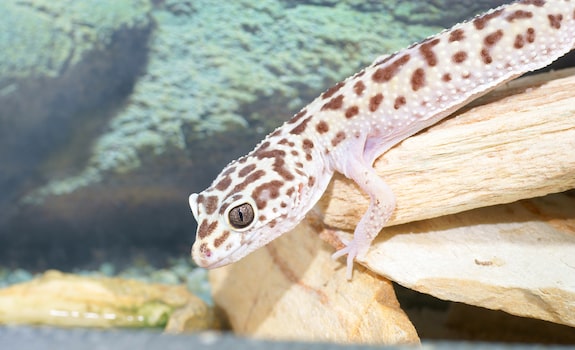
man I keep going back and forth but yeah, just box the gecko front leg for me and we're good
[332,155,396,280]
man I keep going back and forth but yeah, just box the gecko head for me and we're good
[188,151,312,269]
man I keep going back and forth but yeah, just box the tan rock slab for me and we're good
[317,68,575,327]
[209,217,420,345]
[336,192,575,327]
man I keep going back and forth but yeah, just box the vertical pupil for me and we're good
[228,203,254,229]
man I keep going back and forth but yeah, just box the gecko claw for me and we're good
[332,244,361,280]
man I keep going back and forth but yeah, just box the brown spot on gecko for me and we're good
[452,51,468,63]
[215,175,232,191]
[305,154,312,161]
[287,109,307,124]
[252,180,284,210]
[308,176,316,187]
[221,166,237,177]
[353,80,366,96]
[216,205,229,218]
[411,68,425,91]
[238,164,256,177]
[372,54,410,82]
[442,73,452,82]
[394,96,406,109]
[199,243,210,256]
[213,231,230,248]
[346,105,360,118]
[322,81,345,99]
[280,202,287,208]
[369,94,384,112]
[548,14,563,29]
[286,187,295,196]
[331,131,346,147]
[514,34,525,49]
[506,10,533,22]
[268,219,277,228]
[195,194,204,205]
[203,195,219,215]
[473,9,503,30]
[289,115,312,135]
[231,170,265,193]
[255,141,270,153]
[278,138,295,147]
[259,215,267,222]
[254,149,295,181]
[526,27,536,43]
[419,38,440,66]
[277,160,294,180]
[321,95,344,111]
[316,120,329,134]
[198,220,218,239]
[448,29,465,42]
[481,48,493,64]
[303,139,314,150]
[519,0,545,6]
[484,30,503,46]
[291,150,299,156]
[295,162,304,168]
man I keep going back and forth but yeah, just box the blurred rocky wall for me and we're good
[0,0,509,269]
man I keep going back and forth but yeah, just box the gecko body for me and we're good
[189,0,575,279]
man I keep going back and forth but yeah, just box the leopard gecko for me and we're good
[188,0,575,279]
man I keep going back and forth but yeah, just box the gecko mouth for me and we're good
[200,249,245,269]
[195,232,259,269]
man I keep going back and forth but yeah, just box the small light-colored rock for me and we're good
[209,217,420,345]
[164,295,222,333]
[0,270,218,331]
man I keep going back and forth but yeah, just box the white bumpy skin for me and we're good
[189,0,575,279]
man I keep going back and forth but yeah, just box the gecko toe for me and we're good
[331,246,350,260]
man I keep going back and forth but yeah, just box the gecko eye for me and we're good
[227,203,255,229]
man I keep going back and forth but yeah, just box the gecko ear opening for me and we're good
[188,193,199,220]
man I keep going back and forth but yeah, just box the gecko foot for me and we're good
[332,242,366,280]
